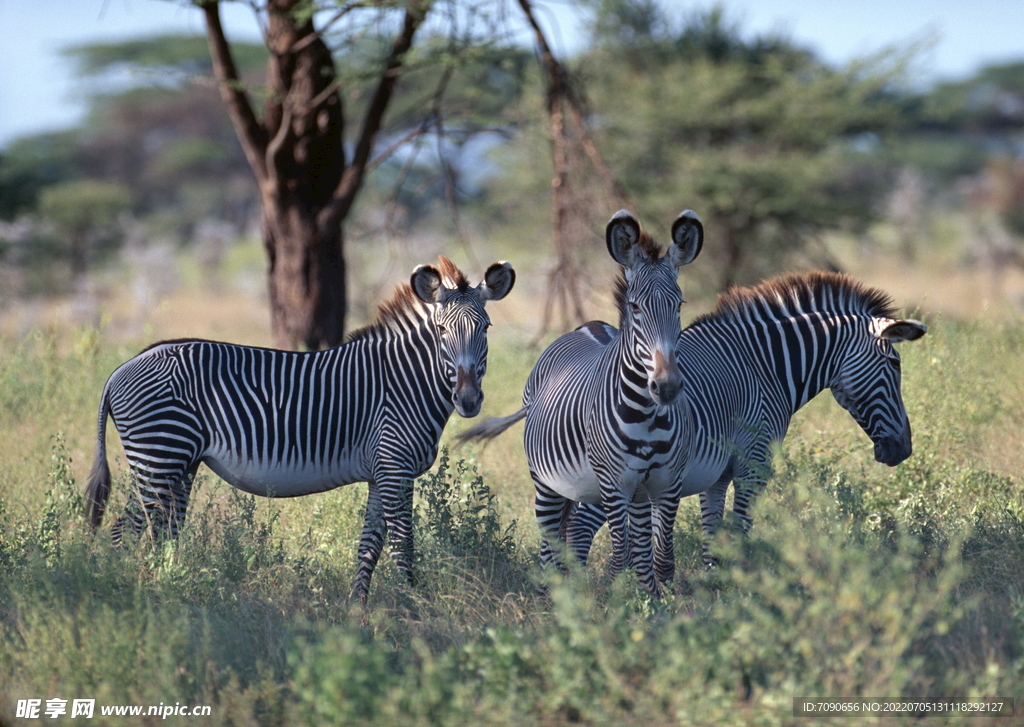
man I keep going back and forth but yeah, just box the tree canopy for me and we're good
[578,1,910,288]
[1,1,1022,313]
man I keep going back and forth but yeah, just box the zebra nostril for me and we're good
[874,436,911,466]
[455,390,483,418]
[654,380,679,406]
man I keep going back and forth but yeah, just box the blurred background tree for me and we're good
[577,0,908,291]
[892,60,1024,277]
[37,180,131,284]
[1,0,1023,333]
[60,34,263,242]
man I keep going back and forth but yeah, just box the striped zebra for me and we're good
[565,271,927,578]
[85,257,515,601]
[459,210,704,596]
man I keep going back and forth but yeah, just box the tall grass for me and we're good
[1,318,1023,725]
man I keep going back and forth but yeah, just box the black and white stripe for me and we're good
[566,272,927,576]
[86,258,515,601]
[460,210,703,595]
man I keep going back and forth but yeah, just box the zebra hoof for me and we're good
[349,584,371,605]
[640,577,664,599]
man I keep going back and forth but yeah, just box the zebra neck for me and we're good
[756,313,847,412]
[382,320,456,419]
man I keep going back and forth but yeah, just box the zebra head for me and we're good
[830,317,928,466]
[411,260,516,418]
[608,209,703,407]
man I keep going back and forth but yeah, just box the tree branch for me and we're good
[517,0,628,208]
[290,2,367,54]
[265,101,294,194]
[518,0,630,339]
[321,1,428,231]
[515,0,571,104]
[201,1,269,180]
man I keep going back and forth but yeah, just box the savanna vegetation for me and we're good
[0,313,1023,725]
[2,0,1024,724]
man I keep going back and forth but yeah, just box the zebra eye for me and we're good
[629,301,641,316]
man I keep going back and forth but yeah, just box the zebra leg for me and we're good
[600,485,633,580]
[565,502,607,568]
[627,497,661,597]
[651,496,681,586]
[164,463,199,540]
[564,502,591,567]
[111,480,146,547]
[731,480,762,534]
[732,451,771,534]
[112,461,198,546]
[534,479,572,573]
[351,481,386,602]
[699,474,732,568]
[381,476,417,588]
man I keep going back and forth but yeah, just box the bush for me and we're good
[1,323,1024,726]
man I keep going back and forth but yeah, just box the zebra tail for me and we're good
[85,381,113,531]
[454,408,527,445]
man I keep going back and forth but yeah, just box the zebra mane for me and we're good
[691,271,899,329]
[345,256,470,343]
[633,231,663,262]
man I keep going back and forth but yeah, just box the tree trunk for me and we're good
[516,0,630,340]
[203,0,425,349]
[260,191,347,349]
[259,0,347,349]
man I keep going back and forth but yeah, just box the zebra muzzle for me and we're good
[454,366,484,417]
[874,419,912,466]
[649,349,682,406]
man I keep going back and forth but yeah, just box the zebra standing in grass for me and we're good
[459,210,703,596]
[564,272,927,579]
[85,258,515,601]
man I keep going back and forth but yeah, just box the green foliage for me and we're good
[63,33,267,81]
[38,180,132,233]
[35,179,132,280]
[880,60,1024,236]
[0,131,82,220]
[34,433,86,564]
[921,60,1024,137]
[1,321,1023,725]
[417,447,519,562]
[578,1,909,289]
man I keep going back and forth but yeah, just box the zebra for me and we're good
[564,271,927,579]
[85,257,515,601]
[458,210,704,596]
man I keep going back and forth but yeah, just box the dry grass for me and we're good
[3,226,1024,530]
[2,228,1024,725]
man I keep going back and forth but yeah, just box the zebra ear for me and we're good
[479,261,516,301]
[411,265,444,304]
[606,210,642,268]
[668,210,703,268]
[878,319,928,342]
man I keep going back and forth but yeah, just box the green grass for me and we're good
[1,319,1024,726]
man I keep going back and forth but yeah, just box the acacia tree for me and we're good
[200,0,428,349]
[517,0,630,338]
[38,180,131,282]
[584,1,908,290]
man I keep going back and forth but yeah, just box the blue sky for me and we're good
[1,0,1023,147]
